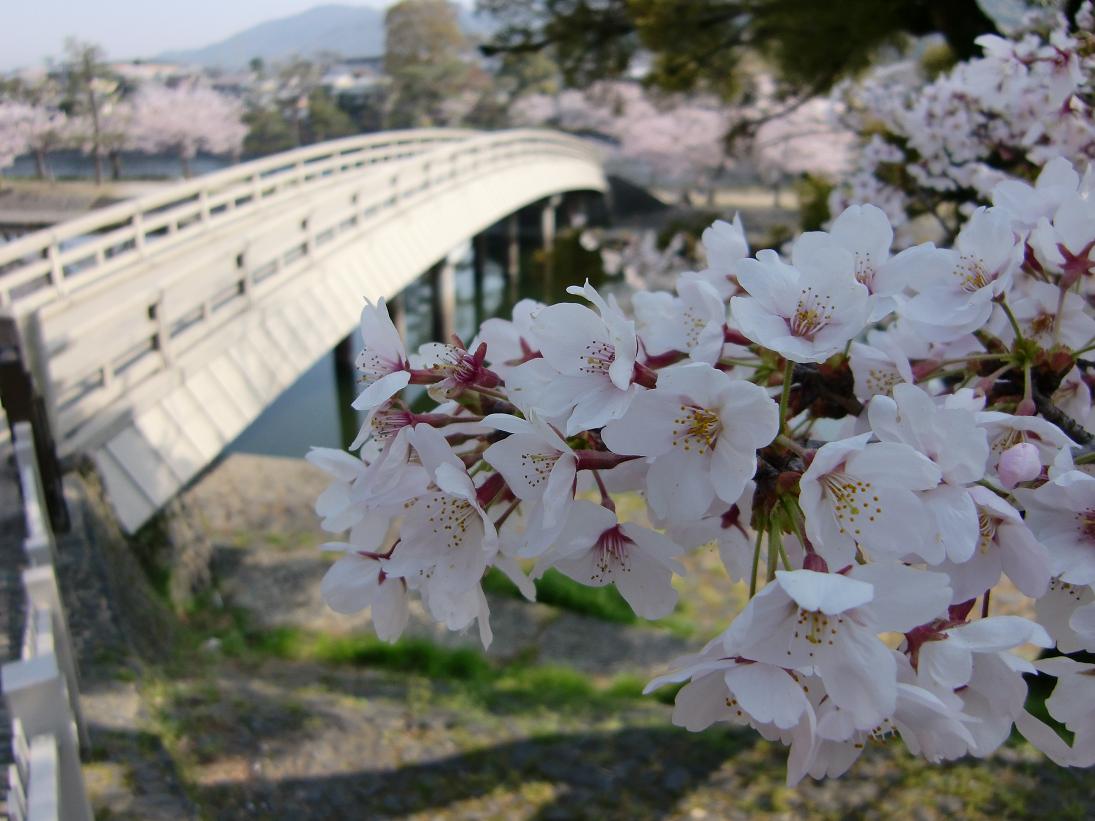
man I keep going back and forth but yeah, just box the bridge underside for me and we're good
[70,153,604,531]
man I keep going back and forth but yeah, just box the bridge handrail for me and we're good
[2,423,91,821]
[0,128,474,311]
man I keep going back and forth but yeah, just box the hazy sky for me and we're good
[2,0,408,71]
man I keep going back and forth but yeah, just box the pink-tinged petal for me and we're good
[716,380,779,450]
[724,664,808,730]
[484,433,559,501]
[730,295,790,342]
[736,249,801,313]
[786,702,819,787]
[918,639,972,690]
[923,485,979,564]
[613,548,679,619]
[997,522,1050,598]
[371,578,409,642]
[1068,602,1095,643]
[347,510,393,551]
[566,380,638,435]
[601,391,680,457]
[321,554,381,614]
[359,297,404,353]
[351,370,411,411]
[408,423,464,477]
[481,413,533,435]
[709,442,755,506]
[775,569,874,615]
[534,302,610,375]
[831,204,893,263]
[646,447,715,523]
[656,362,723,406]
[1015,711,1079,767]
[846,442,941,490]
[952,616,1053,652]
[849,563,951,633]
[434,462,476,502]
[540,456,577,529]
[493,555,536,601]
[817,629,897,730]
[998,442,1042,489]
[672,673,735,732]
[306,447,366,482]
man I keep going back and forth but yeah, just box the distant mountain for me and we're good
[158,3,490,69]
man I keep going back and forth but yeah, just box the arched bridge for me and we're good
[0,129,607,532]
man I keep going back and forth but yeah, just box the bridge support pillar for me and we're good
[430,258,456,343]
[472,234,487,324]
[334,335,356,369]
[541,195,562,253]
[505,214,521,298]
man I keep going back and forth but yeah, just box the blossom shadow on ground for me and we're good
[194,725,754,820]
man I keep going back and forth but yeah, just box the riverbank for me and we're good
[68,452,1091,819]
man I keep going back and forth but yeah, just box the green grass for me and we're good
[182,599,681,715]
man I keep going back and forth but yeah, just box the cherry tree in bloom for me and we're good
[512,80,733,199]
[309,16,1095,785]
[830,7,1095,243]
[130,83,247,177]
[0,101,31,175]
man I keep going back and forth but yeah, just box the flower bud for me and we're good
[998,442,1040,489]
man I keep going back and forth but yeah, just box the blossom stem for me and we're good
[781,496,809,552]
[778,359,794,433]
[776,434,806,457]
[591,470,616,512]
[998,297,1026,345]
[470,385,508,401]
[492,497,522,529]
[767,524,782,582]
[749,518,766,599]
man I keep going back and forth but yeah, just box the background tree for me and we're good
[131,83,246,177]
[0,102,30,180]
[303,88,357,143]
[62,38,116,184]
[242,105,296,155]
[383,0,474,128]
[478,0,1001,100]
[96,98,135,180]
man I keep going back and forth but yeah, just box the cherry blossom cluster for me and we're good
[0,100,67,172]
[312,151,1095,782]
[830,6,1095,242]
[512,81,733,194]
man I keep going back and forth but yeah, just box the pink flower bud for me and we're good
[998,442,1041,489]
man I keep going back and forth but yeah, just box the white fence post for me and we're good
[22,567,87,749]
[5,422,93,820]
[12,422,55,566]
[2,653,92,821]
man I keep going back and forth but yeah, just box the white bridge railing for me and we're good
[0,129,473,312]
[11,129,603,460]
[2,423,91,821]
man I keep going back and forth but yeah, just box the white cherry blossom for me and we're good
[602,363,778,523]
[730,242,869,363]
